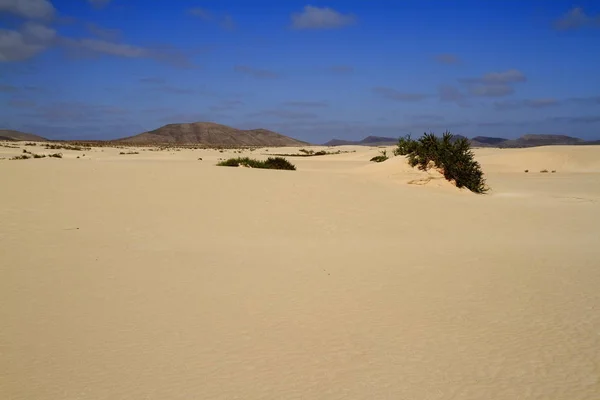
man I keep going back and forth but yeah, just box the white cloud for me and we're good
[0,22,56,62]
[373,86,428,102]
[291,6,355,30]
[554,7,600,30]
[0,0,55,19]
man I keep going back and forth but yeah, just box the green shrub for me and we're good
[395,131,488,193]
[394,134,418,156]
[370,149,389,163]
[217,157,296,170]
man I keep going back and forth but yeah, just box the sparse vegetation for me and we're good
[119,151,139,155]
[395,131,488,193]
[48,153,63,158]
[269,149,355,157]
[24,142,37,146]
[370,149,389,163]
[540,169,549,173]
[524,170,529,173]
[10,154,30,160]
[44,144,89,151]
[32,153,46,158]
[551,170,556,173]
[217,157,296,170]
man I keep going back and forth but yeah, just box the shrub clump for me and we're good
[394,132,488,193]
[370,149,389,163]
[217,157,296,170]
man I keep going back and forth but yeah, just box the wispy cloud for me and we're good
[328,65,354,74]
[460,69,526,85]
[61,37,194,68]
[373,86,428,102]
[0,0,55,19]
[567,96,600,105]
[86,23,121,41]
[209,100,244,112]
[435,53,460,65]
[247,109,319,120]
[0,22,57,62]
[188,7,235,30]
[457,69,526,98]
[187,7,212,20]
[408,114,446,122]
[437,85,472,107]
[282,101,328,108]
[139,77,166,84]
[234,65,279,79]
[291,6,355,30]
[0,84,18,92]
[494,98,560,110]
[554,7,600,30]
[549,115,600,124]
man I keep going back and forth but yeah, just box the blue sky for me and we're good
[1,0,599,142]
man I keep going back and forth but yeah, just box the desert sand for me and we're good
[1,143,599,399]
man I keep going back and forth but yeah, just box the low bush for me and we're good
[48,153,63,158]
[217,157,296,170]
[395,131,488,193]
[370,149,389,163]
[10,154,30,160]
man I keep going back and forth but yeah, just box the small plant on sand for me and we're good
[48,153,63,158]
[370,149,389,163]
[44,144,88,151]
[551,170,556,173]
[10,154,30,160]
[540,169,549,173]
[32,153,46,158]
[217,157,296,170]
[395,131,488,193]
[524,170,529,173]
[119,151,139,155]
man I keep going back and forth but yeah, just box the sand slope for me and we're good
[1,143,599,399]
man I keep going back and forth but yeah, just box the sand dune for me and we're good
[1,142,599,399]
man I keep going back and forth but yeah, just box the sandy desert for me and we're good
[1,143,599,399]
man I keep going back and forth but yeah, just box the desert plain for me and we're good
[1,142,599,399]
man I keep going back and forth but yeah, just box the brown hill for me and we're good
[116,122,308,146]
[0,129,47,142]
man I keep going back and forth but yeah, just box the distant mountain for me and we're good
[470,136,509,147]
[0,129,47,142]
[324,136,399,146]
[116,122,308,146]
[498,134,585,148]
[324,133,599,149]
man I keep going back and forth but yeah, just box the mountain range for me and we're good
[325,134,600,148]
[1,124,599,148]
[0,129,47,142]
[116,122,307,146]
